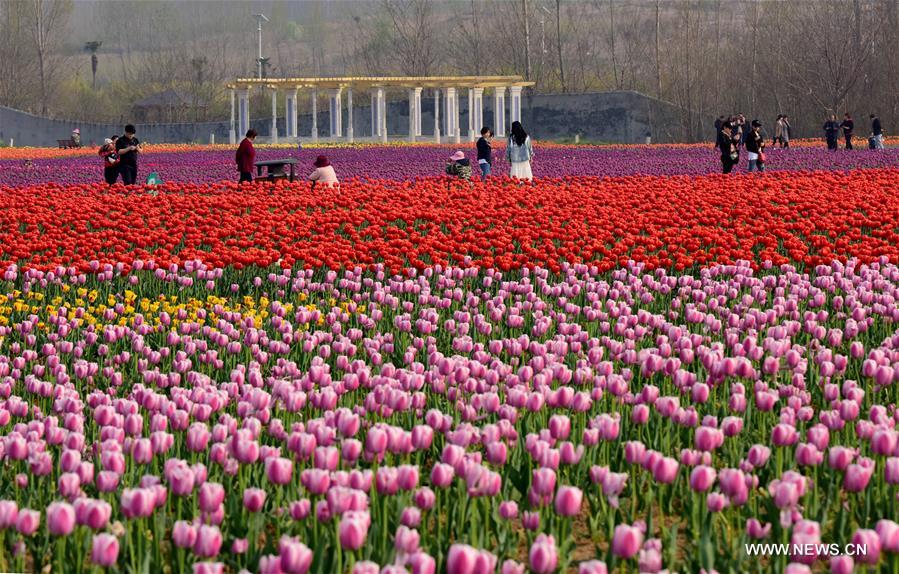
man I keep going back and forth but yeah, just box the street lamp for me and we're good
[252,13,269,79]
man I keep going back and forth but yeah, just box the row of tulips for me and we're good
[1,258,899,572]
[1,144,897,186]
[3,169,899,273]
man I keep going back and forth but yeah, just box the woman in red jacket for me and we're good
[235,129,257,183]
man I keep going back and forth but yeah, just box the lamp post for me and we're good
[252,13,269,80]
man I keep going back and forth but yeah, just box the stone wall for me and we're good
[1,91,697,148]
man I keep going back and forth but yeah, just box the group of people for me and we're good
[716,111,887,173]
[233,120,536,188]
[445,121,535,183]
[235,129,339,188]
[97,125,142,184]
[716,115,767,173]
[823,113,884,150]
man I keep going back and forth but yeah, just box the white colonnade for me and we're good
[228,77,530,145]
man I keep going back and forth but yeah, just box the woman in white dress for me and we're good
[506,121,534,181]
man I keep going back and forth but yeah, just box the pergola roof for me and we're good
[228,76,534,90]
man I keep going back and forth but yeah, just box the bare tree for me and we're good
[24,0,73,115]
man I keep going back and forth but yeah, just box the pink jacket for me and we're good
[308,165,338,186]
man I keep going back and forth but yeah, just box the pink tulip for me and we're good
[651,457,679,484]
[0,500,18,529]
[193,524,223,558]
[199,482,225,513]
[578,560,608,574]
[91,533,119,567]
[47,502,76,536]
[279,535,313,574]
[689,465,717,492]
[528,534,558,574]
[16,509,40,536]
[243,488,266,513]
[173,520,197,548]
[266,457,294,485]
[851,528,880,565]
[611,524,644,559]
[447,544,478,574]
[876,519,899,553]
[829,555,854,574]
[554,485,583,516]
[338,511,370,551]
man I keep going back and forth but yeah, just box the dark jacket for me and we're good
[718,128,739,158]
[745,130,765,154]
[872,118,883,136]
[236,138,256,173]
[476,137,492,164]
[840,119,854,135]
[824,121,840,138]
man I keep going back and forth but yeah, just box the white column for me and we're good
[443,88,455,139]
[413,87,422,136]
[454,89,461,143]
[408,88,420,142]
[270,90,279,144]
[238,88,250,138]
[433,88,441,144]
[287,88,298,139]
[329,88,343,138]
[311,90,318,143]
[493,87,506,137]
[472,88,484,136]
[371,89,383,139]
[347,88,354,143]
[467,88,474,142]
[380,91,388,143]
[229,89,236,145]
[509,85,523,125]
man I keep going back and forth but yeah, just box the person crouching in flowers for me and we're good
[445,151,472,182]
[308,155,339,189]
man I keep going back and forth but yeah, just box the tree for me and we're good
[84,40,101,89]
[24,0,73,115]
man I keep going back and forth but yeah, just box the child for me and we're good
[445,151,472,182]
[476,127,493,181]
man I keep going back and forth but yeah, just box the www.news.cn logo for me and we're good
[744,543,868,558]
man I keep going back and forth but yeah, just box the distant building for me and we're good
[131,89,207,123]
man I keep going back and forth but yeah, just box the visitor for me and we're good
[115,124,142,185]
[445,151,472,182]
[870,114,884,150]
[476,127,493,181]
[745,120,766,172]
[714,116,725,149]
[718,119,740,174]
[309,155,339,188]
[71,128,81,148]
[236,129,257,184]
[781,115,791,148]
[773,115,783,148]
[98,138,120,185]
[823,115,840,150]
[840,113,854,150]
[507,121,534,181]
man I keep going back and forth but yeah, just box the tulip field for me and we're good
[3,143,899,574]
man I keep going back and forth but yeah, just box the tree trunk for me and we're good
[656,0,662,98]
[522,0,531,81]
[556,0,566,92]
[609,0,618,89]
